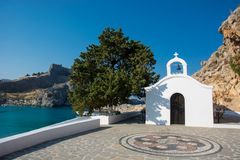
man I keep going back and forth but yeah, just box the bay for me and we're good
[0,106,77,138]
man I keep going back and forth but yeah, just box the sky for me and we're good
[0,0,239,79]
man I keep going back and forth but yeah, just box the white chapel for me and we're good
[145,53,214,127]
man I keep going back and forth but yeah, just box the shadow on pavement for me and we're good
[2,126,111,160]
[114,114,145,125]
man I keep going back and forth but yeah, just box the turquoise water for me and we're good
[0,106,77,138]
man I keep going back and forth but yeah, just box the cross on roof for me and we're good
[174,52,179,57]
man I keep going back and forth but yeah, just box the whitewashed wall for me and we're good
[92,111,140,125]
[145,75,213,127]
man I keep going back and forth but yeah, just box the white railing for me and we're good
[0,118,100,157]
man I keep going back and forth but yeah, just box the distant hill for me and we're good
[0,79,12,83]
[193,7,240,111]
[0,64,71,107]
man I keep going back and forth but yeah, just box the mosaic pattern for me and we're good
[120,133,221,157]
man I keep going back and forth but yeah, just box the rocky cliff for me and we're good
[0,64,71,107]
[193,7,240,111]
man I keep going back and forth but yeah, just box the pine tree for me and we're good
[69,28,159,115]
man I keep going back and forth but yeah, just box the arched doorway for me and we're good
[170,93,185,124]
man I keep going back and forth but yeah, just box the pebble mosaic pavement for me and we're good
[120,133,221,157]
[2,116,240,160]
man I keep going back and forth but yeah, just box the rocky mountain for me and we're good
[193,7,240,111]
[0,79,12,83]
[0,64,71,107]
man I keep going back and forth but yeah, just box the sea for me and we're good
[0,106,77,138]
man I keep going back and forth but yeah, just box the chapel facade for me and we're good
[145,53,214,127]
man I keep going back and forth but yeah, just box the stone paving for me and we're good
[120,133,221,157]
[2,116,240,160]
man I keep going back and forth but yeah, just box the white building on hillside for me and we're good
[145,53,214,127]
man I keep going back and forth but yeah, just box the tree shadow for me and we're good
[2,127,111,160]
[213,104,240,124]
[114,114,145,124]
[113,84,171,125]
[146,84,170,125]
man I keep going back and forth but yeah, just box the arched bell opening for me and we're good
[166,52,187,76]
[170,62,183,74]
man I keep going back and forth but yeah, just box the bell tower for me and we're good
[166,52,187,76]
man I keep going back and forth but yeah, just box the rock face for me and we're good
[0,64,71,107]
[193,7,240,111]
[0,64,70,93]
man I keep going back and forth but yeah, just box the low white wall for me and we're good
[92,111,140,125]
[213,124,240,129]
[0,118,100,157]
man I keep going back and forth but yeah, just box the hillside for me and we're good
[193,7,240,111]
[0,64,71,107]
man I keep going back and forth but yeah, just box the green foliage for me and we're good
[69,28,159,115]
[230,54,240,76]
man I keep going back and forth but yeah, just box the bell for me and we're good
[177,64,181,71]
